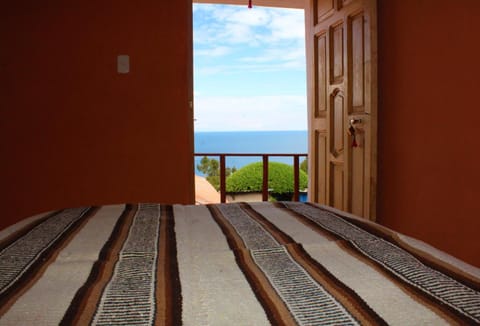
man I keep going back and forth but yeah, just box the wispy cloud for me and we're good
[193,4,307,131]
[195,46,233,57]
[239,47,306,69]
[194,95,307,131]
[194,4,304,44]
[267,9,305,41]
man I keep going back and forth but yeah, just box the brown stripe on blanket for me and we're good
[60,204,137,325]
[0,207,99,318]
[244,203,387,325]
[89,204,164,324]
[239,203,296,246]
[282,202,480,324]
[317,204,480,290]
[209,203,385,325]
[272,202,341,242]
[285,243,388,326]
[0,210,61,252]
[207,204,296,325]
[155,205,182,326]
[391,237,480,288]
[303,203,480,321]
[207,204,254,251]
[333,239,464,325]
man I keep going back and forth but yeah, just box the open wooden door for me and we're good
[306,0,377,220]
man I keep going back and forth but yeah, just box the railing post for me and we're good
[262,155,269,201]
[195,153,307,204]
[220,155,226,203]
[293,155,300,201]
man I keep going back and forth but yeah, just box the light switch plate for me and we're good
[117,55,129,74]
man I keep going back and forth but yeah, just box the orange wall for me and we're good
[0,0,194,230]
[377,0,480,267]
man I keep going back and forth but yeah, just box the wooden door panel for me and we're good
[330,162,344,210]
[331,90,344,157]
[350,127,365,215]
[351,13,365,112]
[315,0,335,23]
[307,0,377,220]
[313,131,328,203]
[331,23,344,84]
[341,0,355,8]
[315,34,328,118]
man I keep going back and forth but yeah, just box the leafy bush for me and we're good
[197,156,236,190]
[226,161,307,200]
[300,158,308,174]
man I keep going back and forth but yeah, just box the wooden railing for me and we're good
[194,153,308,203]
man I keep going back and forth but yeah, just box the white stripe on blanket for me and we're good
[250,202,449,325]
[0,205,125,326]
[174,204,270,326]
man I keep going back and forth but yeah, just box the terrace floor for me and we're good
[195,175,220,204]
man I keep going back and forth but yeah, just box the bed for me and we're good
[0,202,479,325]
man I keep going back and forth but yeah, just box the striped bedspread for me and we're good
[0,202,479,325]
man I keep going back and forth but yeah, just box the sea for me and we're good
[194,130,308,175]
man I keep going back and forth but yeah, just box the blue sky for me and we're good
[193,4,307,131]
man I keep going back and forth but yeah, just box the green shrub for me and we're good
[300,158,308,174]
[197,156,236,190]
[226,161,308,200]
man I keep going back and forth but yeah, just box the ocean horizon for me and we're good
[194,130,308,175]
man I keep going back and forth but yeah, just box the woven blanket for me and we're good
[0,202,479,325]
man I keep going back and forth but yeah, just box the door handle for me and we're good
[348,119,362,148]
[349,118,362,126]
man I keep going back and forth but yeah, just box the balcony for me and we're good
[194,153,308,203]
